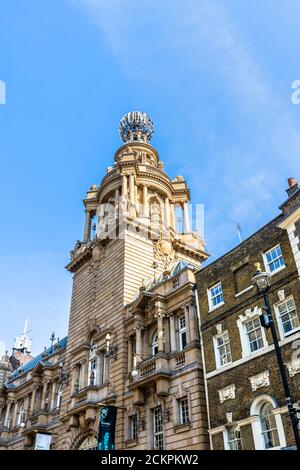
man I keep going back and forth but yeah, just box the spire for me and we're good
[23,318,28,336]
[13,319,31,354]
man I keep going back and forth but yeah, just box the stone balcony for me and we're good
[129,351,190,405]
[66,383,114,428]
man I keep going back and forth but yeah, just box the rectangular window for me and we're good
[129,415,138,440]
[227,426,243,450]
[179,397,189,425]
[153,407,164,450]
[264,245,285,274]
[245,318,264,353]
[215,333,232,368]
[276,297,300,336]
[178,315,187,351]
[208,282,224,310]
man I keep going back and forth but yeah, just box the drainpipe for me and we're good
[193,284,212,450]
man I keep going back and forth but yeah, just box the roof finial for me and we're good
[119,111,154,143]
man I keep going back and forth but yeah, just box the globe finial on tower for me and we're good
[119,111,154,143]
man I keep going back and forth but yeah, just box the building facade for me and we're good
[0,112,209,450]
[196,178,300,450]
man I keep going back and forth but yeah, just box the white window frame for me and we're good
[250,395,286,450]
[213,331,232,369]
[152,407,164,450]
[226,425,243,450]
[263,244,286,276]
[237,309,268,358]
[178,315,187,351]
[56,383,63,409]
[17,400,25,427]
[179,397,190,425]
[207,282,224,311]
[129,414,138,440]
[152,332,158,356]
[274,296,300,340]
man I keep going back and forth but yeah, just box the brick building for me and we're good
[0,112,209,450]
[196,177,300,450]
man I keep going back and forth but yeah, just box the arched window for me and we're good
[17,400,25,427]
[152,333,158,356]
[88,339,97,386]
[259,402,280,449]
[250,395,286,449]
[56,383,63,409]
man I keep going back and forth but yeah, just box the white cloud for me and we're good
[76,0,300,254]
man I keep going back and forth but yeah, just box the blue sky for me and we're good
[1,0,300,355]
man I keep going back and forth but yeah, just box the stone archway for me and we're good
[78,435,98,450]
[72,433,98,450]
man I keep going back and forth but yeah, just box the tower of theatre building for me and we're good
[0,112,209,450]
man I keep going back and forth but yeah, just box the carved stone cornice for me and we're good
[65,245,92,273]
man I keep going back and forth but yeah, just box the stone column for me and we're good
[183,202,190,232]
[135,185,139,212]
[129,174,135,205]
[169,313,177,352]
[70,365,77,394]
[50,381,57,410]
[81,359,88,389]
[41,381,48,411]
[143,185,149,217]
[157,313,164,353]
[122,174,128,198]
[12,401,18,428]
[4,400,12,428]
[135,326,142,363]
[115,188,120,216]
[165,197,170,228]
[184,305,191,344]
[170,203,175,230]
[128,337,133,372]
[84,210,92,241]
[30,387,37,414]
[189,303,199,342]
[24,395,30,423]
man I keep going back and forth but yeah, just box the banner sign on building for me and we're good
[97,406,117,450]
[34,432,52,450]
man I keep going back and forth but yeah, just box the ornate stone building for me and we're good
[196,178,300,450]
[0,112,209,450]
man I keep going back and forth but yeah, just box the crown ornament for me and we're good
[119,111,154,143]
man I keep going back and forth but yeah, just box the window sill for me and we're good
[209,301,225,313]
[268,265,286,276]
[281,326,300,340]
[174,422,192,433]
[124,438,138,448]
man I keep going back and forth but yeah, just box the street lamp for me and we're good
[252,262,300,450]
